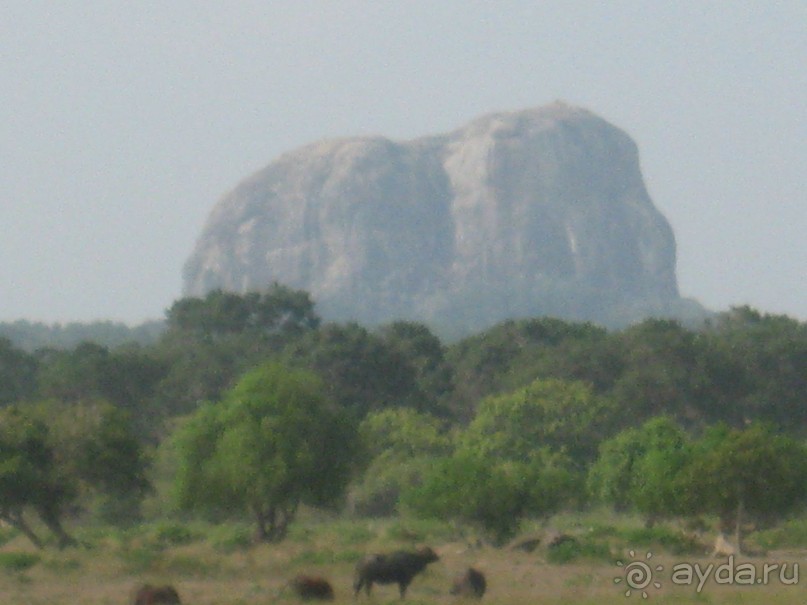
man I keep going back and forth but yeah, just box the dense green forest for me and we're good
[1,284,806,551]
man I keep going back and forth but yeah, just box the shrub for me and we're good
[208,524,253,553]
[349,455,432,517]
[0,552,41,572]
[0,526,18,547]
[119,545,162,573]
[754,517,807,550]
[546,537,612,564]
[152,521,197,547]
[42,557,82,573]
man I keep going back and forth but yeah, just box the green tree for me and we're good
[377,321,454,416]
[165,283,319,341]
[0,406,76,548]
[36,342,110,403]
[461,378,619,465]
[609,319,709,425]
[38,400,150,522]
[403,449,577,544]
[680,424,807,553]
[152,333,256,417]
[36,343,165,409]
[35,343,167,435]
[155,285,320,417]
[0,400,151,546]
[403,453,523,543]
[351,408,452,516]
[0,337,37,405]
[700,307,807,429]
[283,323,421,418]
[172,363,357,542]
[587,416,691,525]
[359,407,451,460]
[445,318,608,419]
[401,377,588,542]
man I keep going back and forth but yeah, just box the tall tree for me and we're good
[0,337,37,405]
[609,319,708,425]
[39,400,151,522]
[403,448,577,544]
[460,377,620,465]
[36,343,165,408]
[701,307,807,429]
[351,408,452,516]
[445,317,608,417]
[0,400,151,547]
[587,416,692,525]
[0,407,75,548]
[284,323,421,418]
[156,284,320,416]
[172,363,358,542]
[680,423,807,553]
[377,321,454,416]
[165,283,319,341]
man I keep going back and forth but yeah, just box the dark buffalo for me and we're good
[290,575,335,601]
[133,584,181,605]
[354,546,439,598]
[450,567,486,598]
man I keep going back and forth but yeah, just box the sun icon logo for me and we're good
[614,550,663,598]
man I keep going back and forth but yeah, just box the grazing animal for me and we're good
[133,584,181,605]
[354,546,439,598]
[290,575,335,601]
[450,567,487,598]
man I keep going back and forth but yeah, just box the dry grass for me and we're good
[0,517,804,604]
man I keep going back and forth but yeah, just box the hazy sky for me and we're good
[2,2,805,325]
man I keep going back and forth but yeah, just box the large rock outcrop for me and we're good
[184,103,700,334]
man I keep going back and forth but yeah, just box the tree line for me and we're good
[0,284,805,549]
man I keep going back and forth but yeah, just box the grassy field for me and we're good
[0,514,805,604]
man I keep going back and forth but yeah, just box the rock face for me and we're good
[184,103,695,334]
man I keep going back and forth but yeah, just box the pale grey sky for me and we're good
[2,2,805,324]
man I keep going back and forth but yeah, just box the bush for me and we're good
[208,523,253,552]
[119,545,162,573]
[349,455,432,517]
[42,557,82,573]
[90,493,145,526]
[151,521,197,547]
[546,537,612,564]
[0,526,18,547]
[402,454,527,544]
[0,552,41,572]
[754,517,807,550]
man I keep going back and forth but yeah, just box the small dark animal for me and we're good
[354,546,439,598]
[133,584,181,605]
[290,575,335,601]
[450,567,487,599]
